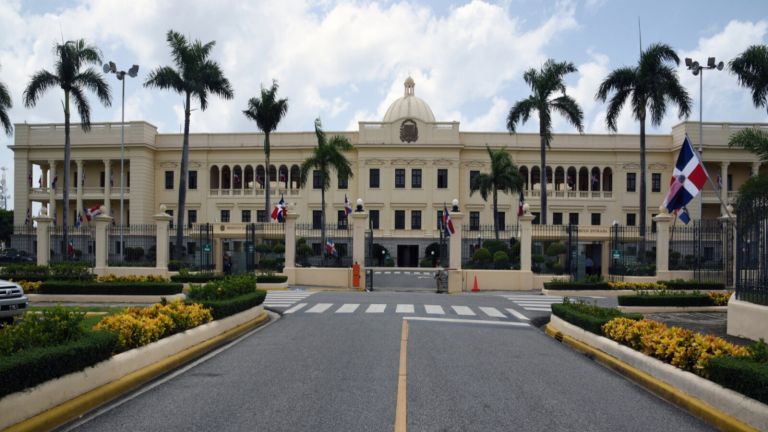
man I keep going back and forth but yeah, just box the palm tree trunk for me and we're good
[175,92,191,261]
[320,183,326,267]
[639,113,647,258]
[62,91,71,257]
[539,125,548,225]
[493,188,499,240]
[264,132,271,221]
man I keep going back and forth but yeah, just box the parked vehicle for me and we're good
[0,250,35,264]
[0,280,28,323]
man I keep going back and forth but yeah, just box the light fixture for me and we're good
[356,198,363,212]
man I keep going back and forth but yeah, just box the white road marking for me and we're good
[515,301,561,306]
[394,271,401,275]
[283,303,307,314]
[404,316,530,327]
[336,303,360,313]
[479,307,505,318]
[366,304,387,313]
[451,305,475,316]
[425,305,445,315]
[403,271,411,275]
[396,304,415,313]
[306,303,333,313]
[505,308,530,321]
[523,307,553,312]
[384,271,392,275]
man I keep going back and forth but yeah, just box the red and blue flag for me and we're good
[662,135,708,214]
[344,194,353,217]
[442,204,455,237]
[271,194,286,222]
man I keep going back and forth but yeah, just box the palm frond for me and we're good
[729,44,768,113]
[729,127,768,162]
[73,68,112,107]
[506,96,536,132]
[69,86,92,131]
[143,66,184,93]
[0,75,12,136]
[550,94,584,133]
[23,71,60,108]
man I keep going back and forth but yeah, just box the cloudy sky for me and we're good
[1,0,767,209]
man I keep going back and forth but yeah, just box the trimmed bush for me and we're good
[617,293,714,307]
[0,307,86,355]
[472,248,492,264]
[544,281,611,291]
[0,330,117,398]
[662,280,725,291]
[0,263,95,282]
[708,356,768,404]
[170,273,225,283]
[187,274,257,301]
[190,290,266,320]
[38,281,183,295]
[551,300,642,335]
[256,275,288,284]
[492,251,510,270]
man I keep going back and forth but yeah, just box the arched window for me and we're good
[566,167,577,190]
[210,166,220,189]
[545,166,553,191]
[244,166,254,189]
[290,165,301,189]
[555,167,565,191]
[279,165,289,189]
[221,165,231,189]
[603,167,613,192]
[256,165,265,189]
[531,166,541,190]
[519,166,529,190]
[591,167,601,191]
[268,165,277,183]
[233,165,242,189]
[578,167,589,191]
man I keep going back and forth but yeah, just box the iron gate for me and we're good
[736,194,767,305]
[669,219,734,287]
[531,224,578,280]
[609,225,656,279]
[197,223,214,271]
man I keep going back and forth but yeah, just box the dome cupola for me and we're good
[382,77,435,123]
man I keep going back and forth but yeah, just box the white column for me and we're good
[93,210,112,272]
[351,211,368,267]
[103,159,111,215]
[154,209,173,271]
[752,162,762,177]
[519,213,535,272]
[34,210,53,266]
[653,210,673,278]
[720,161,730,209]
[76,160,84,223]
[448,212,463,270]
[48,160,57,224]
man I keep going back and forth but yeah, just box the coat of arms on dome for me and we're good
[400,119,418,143]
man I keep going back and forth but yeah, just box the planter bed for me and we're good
[542,288,727,298]
[617,305,727,313]
[170,274,225,283]
[618,293,714,307]
[38,281,183,295]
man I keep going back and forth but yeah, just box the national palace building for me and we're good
[10,78,766,267]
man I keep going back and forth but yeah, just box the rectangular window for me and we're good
[626,173,636,192]
[469,211,480,231]
[727,174,733,192]
[437,169,448,189]
[469,170,479,189]
[337,210,347,229]
[553,212,563,225]
[395,210,405,230]
[496,212,505,230]
[411,210,421,230]
[257,210,267,223]
[220,209,230,223]
[370,168,380,188]
[532,212,540,225]
[312,210,322,229]
[312,170,322,189]
[369,210,380,229]
[411,169,422,188]
[591,213,601,226]
[127,171,130,187]
[569,212,579,225]
[241,210,251,223]
[651,173,661,193]
[188,170,198,190]
[338,174,348,190]
[626,213,636,226]
[165,171,174,190]
[187,209,197,227]
[100,171,105,187]
[395,168,406,188]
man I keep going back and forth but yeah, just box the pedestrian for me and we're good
[223,252,232,274]
[585,256,594,275]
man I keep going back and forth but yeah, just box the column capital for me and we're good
[350,211,368,221]
[103,159,111,166]
[721,161,730,168]
[285,213,299,221]
[518,214,535,224]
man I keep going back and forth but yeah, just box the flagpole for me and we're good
[686,134,735,222]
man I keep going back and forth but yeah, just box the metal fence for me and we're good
[296,223,352,267]
[8,225,37,262]
[669,219,734,286]
[608,225,656,277]
[170,223,214,271]
[462,225,521,269]
[246,222,286,272]
[49,225,95,266]
[108,224,157,267]
[736,194,767,305]
[531,224,578,278]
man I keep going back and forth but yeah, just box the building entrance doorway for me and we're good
[584,242,602,277]
[397,245,419,267]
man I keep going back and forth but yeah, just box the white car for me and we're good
[0,280,28,323]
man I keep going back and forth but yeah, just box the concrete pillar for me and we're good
[154,210,173,270]
[752,162,761,177]
[519,213,535,272]
[76,160,84,223]
[214,238,223,273]
[103,159,111,215]
[351,211,368,267]
[283,212,299,284]
[34,210,53,266]
[720,161,730,209]
[653,210,673,278]
[93,210,112,271]
[448,212,463,269]
[48,160,56,224]
[719,208,736,289]
[601,240,611,278]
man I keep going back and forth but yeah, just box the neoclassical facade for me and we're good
[11,79,765,256]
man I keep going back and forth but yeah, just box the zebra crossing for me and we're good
[499,294,563,313]
[263,291,315,309]
[282,302,528,321]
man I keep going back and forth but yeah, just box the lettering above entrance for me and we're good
[400,119,418,143]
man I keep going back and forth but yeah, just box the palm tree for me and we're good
[243,80,289,219]
[729,44,768,115]
[145,30,234,259]
[507,59,584,225]
[0,64,12,136]
[596,43,691,235]
[299,119,353,263]
[23,40,111,256]
[470,146,523,239]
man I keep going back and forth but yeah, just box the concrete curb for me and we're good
[618,306,727,313]
[1,307,270,432]
[28,293,186,304]
[545,316,767,432]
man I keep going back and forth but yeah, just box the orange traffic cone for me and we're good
[471,276,480,292]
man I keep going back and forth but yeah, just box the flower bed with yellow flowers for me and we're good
[97,274,169,283]
[94,300,212,351]
[601,317,749,377]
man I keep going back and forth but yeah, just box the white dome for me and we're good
[382,77,435,123]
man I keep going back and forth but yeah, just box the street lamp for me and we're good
[685,56,724,220]
[103,61,139,261]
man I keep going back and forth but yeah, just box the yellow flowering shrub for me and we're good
[602,317,749,377]
[97,274,169,283]
[94,300,212,351]
[15,280,42,293]
[607,281,666,290]
[707,291,732,306]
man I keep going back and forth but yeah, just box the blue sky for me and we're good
[1,0,767,209]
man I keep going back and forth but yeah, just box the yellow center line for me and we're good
[395,320,409,432]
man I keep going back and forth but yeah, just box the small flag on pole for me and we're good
[662,135,708,214]
[344,194,353,216]
[678,206,691,225]
[442,204,455,237]
[517,192,525,217]
[325,239,338,257]
[271,194,286,222]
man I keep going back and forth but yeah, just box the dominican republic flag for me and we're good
[517,191,525,217]
[677,206,691,225]
[271,194,286,222]
[662,135,709,214]
[325,239,338,257]
[344,194,353,216]
[24,208,31,225]
[442,204,455,237]
[85,205,102,221]
[51,175,58,189]
[28,171,32,187]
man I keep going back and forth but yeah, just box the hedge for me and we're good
[256,275,288,283]
[188,290,266,320]
[0,263,96,282]
[544,281,611,291]
[38,281,183,295]
[170,274,225,283]
[708,356,768,404]
[662,280,725,291]
[617,294,714,307]
[0,330,117,398]
[551,302,642,334]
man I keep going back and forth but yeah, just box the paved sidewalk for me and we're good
[646,312,754,346]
